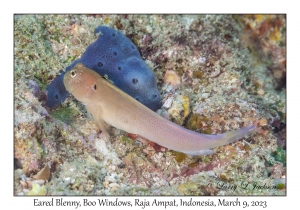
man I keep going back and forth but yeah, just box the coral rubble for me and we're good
[14,14,286,196]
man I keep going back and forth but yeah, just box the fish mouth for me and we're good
[63,73,74,94]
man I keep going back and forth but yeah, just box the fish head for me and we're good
[63,63,99,105]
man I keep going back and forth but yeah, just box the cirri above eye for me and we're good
[71,70,77,78]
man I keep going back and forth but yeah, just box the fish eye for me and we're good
[70,70,77,78]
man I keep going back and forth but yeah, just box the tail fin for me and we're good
[181,125,256,156]
[206,124,256,147]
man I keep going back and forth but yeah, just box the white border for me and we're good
[4,0,297,209]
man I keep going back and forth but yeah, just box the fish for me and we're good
[63,63,256,156]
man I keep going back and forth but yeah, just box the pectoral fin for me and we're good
[85,103,111,141]
[96,118,110,141]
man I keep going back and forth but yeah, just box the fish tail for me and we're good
[177,125,256,156]
[207,124,256,146]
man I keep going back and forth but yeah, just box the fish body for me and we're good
[64,63,256,156]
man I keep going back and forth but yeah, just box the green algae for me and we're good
[271,147,286,166]
[120,136,135,145]
[277,183,285,189]
[33,77,47,91]
[50,106,79,125]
